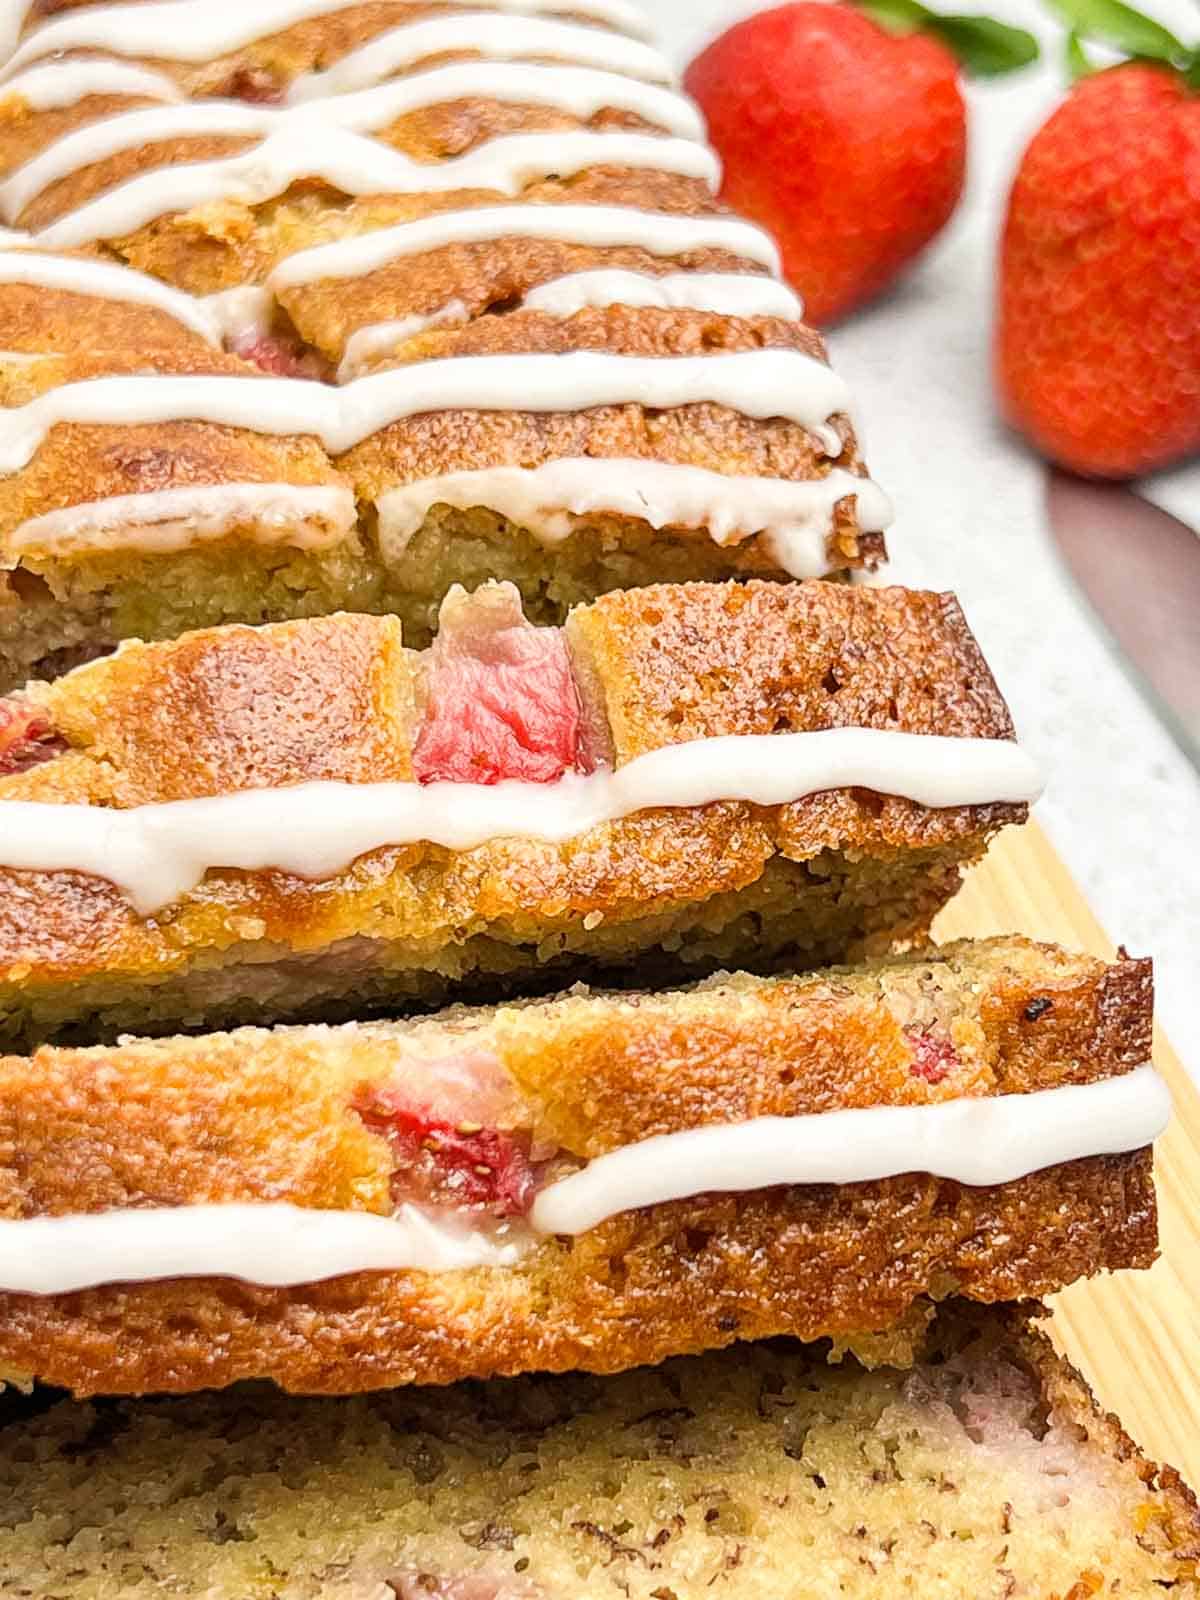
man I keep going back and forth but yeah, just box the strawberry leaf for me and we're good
[1065,26,1096,75]
[1044,0,1187,63]
[854,0,935,32]
[923,14,1041,74]
[853,0,1039,73]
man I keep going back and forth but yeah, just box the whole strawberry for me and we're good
[686,1,1035,324]
[998,43,1200,478]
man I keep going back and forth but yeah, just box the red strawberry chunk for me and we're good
[0,698,67,776]
[414,584,589,786]
[222,67,284,105]
[356,1092,537,1218]
[230,330,331,382]
[905,1027,959,1086]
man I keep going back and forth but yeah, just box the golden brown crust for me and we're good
[569,579,1016,757]
[17,132,258,231]
[0,348,351,553]
[340,308,866,510]
[52,613,416,799]
[0,1151,1157,1397]
[0,275,209,360]
[0,91,167,189]
[277,187,769,363]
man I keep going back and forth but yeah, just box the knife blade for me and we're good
[1045,468,1200,768]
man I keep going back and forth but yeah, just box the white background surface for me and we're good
[651,0,1200,1078]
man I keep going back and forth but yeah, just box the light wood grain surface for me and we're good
[936,821,1200,1482]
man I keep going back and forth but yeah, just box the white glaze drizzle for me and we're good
[271,203,780,290]
[0,1068,1167,1293]
[0,250,223,343]
[0,57,183,111]
[5,483,357,556]
[530,1066,1172,1235]
[0,729,1043,916]
[374,460,890,577]
[523,268,804,320]
[0,1203,530,1293]
[0,350,855,474]
[1,101,276,219]
[286,14,676,102]
[32,128,720,247]
[201,284,277,346]
[2,58,700,219]
[0,0,656,75]
[338,267,802,381]
[310,60,704,140]
[338,301,472,379]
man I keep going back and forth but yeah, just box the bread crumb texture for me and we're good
[0,1308,1194,1598]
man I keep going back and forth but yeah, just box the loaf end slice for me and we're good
[0,1303,1194,1599]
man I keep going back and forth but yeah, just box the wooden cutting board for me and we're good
[935,821,1200,1483]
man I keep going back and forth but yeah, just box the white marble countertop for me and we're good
[651,0,1200,1078]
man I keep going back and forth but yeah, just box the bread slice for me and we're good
[0,0,888,686]
[0,936,1159,1396]
[0,1302,1194,1598]
[0,293,884,690]
[0,579,1033,1045]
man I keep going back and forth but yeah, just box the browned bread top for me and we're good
[570,580,1014,758]
[0,4,886,634]
[0,250,214,356]
[0,347,349,547]
[273,174,771,365]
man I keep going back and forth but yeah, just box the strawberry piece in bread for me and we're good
[0,697,66,776]
[221,67,285,105]
[355,1097,537,1218]
[413,584,590,785]
[0,937,1160,1397]
[228,329,332,382]
[907,1027,958,1084]
[353,1044,541,1217]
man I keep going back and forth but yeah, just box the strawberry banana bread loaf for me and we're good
[0,0,889,688]
[0,937,1167,1395]
[0,579,1040,1045]
[0,1302,1195,1598]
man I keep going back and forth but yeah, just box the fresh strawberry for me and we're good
[685,1,1035,324]
[997,22,1200,478]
